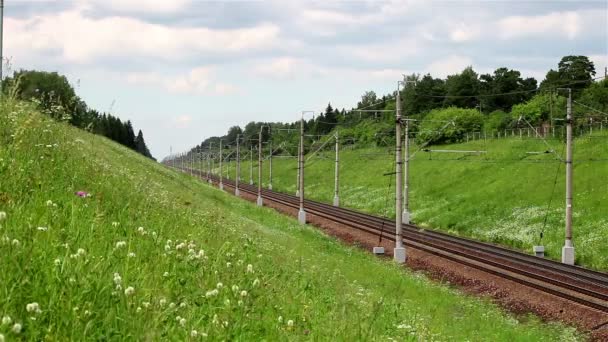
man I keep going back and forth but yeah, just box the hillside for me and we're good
[0,102,584,339]
[217,129,608,270]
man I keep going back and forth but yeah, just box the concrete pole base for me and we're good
[219,182,224,191]
[562,246,575,265]
[296,190,300,197]
[372,246,385,255]
[402,211,410,225]
[249,180,253,185]
[333,196,339,207]
[393,247,406,263]
[256,196,263,206]
[532,245,545,258]
[268,184,273,191]
[235,188,240,196]
[298,210,306,224]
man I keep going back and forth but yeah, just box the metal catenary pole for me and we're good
[0,0,4,99]
[403,117,410,224]
[268,140,273,190]
[298,112,307,224]
[249,145,254,185]
[257,127,264,206]
[219,139,224,190]
[235,134,240,196]
[296,145,300,196]
[394,81,406,263]
[562,88,575,265]
[333,131,340,207]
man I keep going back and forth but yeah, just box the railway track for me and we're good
[182,168,608,314]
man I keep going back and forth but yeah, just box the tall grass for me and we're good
[0,100,583,339]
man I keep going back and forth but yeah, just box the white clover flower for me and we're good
[238,300,243,306]
[54,258,62,266]
[205,289,219,298]
[11,239,19,247]
[169,302,176,309]
[252,279,260,287]
[163,272,170,277]
[197,250,205,258]
[190,330,198,337]
[202,332,208,337]
[175,243,186,250]
[277,316,283,323]
[2,315,11,325]
[77,248,86,256]
[287,320,294,327]
[0,212,6,220]
[180,302,187,308]
[84,310,91,316]
[137,227,145,234]
[37,227,48,232]
[166,239,172,245]
[179,318,187,327]
[11,323,22,334]
[46,200,54,206]
[112,222,120,227]
[115,241,127,249]
[151,231,157,238]
[224,299,230,305]
[128,252,136,258]
[124,286,135,296]
[231,285,239,292]
[136,307,142,313]
[113,273,122,285]
[188,248,195,255]
[216,282,223,289]
[240,290,248,297]
[226,262,232,268]
[246,264,254,273]
[26,302,42,314]
[212,314,219,325]
[142,302,150,309]
[164,244,171,251]
[159,298,167,307]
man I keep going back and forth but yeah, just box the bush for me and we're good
[417,107,484,144]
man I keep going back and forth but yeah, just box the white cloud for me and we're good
[174,115,192,128]
[253,57,326,80]
[425,55,473,78]
[6,8,280,64]
[81,0,192,14]
[498,11,581,40]
[125,67,239,96]
[449,23,481,42]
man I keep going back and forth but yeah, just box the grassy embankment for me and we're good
[0,101,585,340]
[217,131,608,270]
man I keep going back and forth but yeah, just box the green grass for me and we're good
[215,130,608,270]
[0,101,585,340]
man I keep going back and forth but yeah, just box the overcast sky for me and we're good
[5,0,607,159]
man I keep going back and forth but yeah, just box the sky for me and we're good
[4,0,607,159]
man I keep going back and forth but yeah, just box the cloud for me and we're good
[80,0,192,14]
[498,11,581,40]
[425,55,473,78]
[126,67,239,96]
[173,115,192,128]
[6,8,281,64]
[449,23,481,42]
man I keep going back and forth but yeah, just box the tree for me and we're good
[358,91,378,109]
[417,107,484,144]
[479,67,537,112]
[226,126,243,143]
[443,67,481,109]
[402,73,446,115]
[540,56,596,93]
[135,130,154,159]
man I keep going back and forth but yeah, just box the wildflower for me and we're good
[224,299,230,305]
[54,258,61,266]
[159,298,167,307]
[128,252,136,258]
[77,248,86,256]
[75,191,89,198]
[115,241,127,249]
[26,302,42,314]
[142,302,150,309]
[169,302,176,309]
[136,307,142,313]
[240,290,248,297]
[197,250,205,258]
[246,264,254,273]
[0,212,6,220]
[216,282,223,289]
[0,333,4,342]
[11,323,22,334]
[237,300,243,306]
[252,279,260,287]
[180,302,187,308]
[278,316,283,323]
[163,272,170,277]
[2,315,11,325]
[179,318,187,327]
[151,231,157,238]
[164,244,171,251]
[205,289,218,298]
[112,222,120,227]
[124,286,135,296]
[11,239,19,247]
[287,320,294,327]
[190,330,198,337]
[212,314,219,325]
[137,227,146,235]
[226,262,232,268]
[231,285,239,292]
[202,332,208,337]
[113,273,122,285]
[46,200,54,206]
[37,226,48,232]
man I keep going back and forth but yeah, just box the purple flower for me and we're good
[75,191,89,198]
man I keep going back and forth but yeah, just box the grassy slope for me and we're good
[218,131,608,270]
[0,103,583,340]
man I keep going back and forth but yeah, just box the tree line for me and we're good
[184,55,606,157]
[3,70,154,160]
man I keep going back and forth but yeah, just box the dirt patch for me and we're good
[217,181,608,341]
